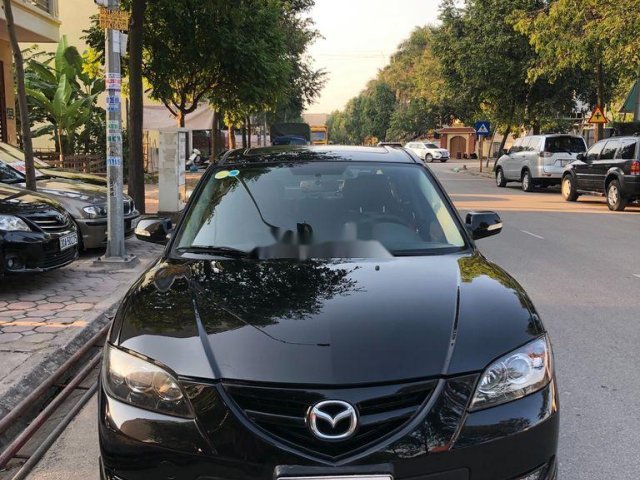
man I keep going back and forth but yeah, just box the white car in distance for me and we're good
[405,141,450,163]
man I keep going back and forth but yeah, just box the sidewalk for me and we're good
[448,159,495,179]
[0,239,163,420]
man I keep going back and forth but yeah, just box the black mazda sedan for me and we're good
[100,146,558,480]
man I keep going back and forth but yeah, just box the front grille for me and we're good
[25,213,73,234]
[41,243,76,269]
[222,379,437,459]
[124,200,134,215]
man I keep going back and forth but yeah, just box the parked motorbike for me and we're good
[186,149,209,171]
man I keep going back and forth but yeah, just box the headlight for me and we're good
[0,215,31,232]
[83,204,107,218]
[103,344,192,418]
[470,336,553,410]
[433,152,442,158]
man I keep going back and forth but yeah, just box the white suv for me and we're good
[405,141,450,163]
[495,134,587,192]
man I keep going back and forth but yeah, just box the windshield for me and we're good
[425,143,439,148]
[0,143,49,179]
[311,131,327,142]
[173,162,467,258]
[544,136,586,154]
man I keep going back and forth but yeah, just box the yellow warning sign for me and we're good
[588,105,609,124]
[99,6,130,31]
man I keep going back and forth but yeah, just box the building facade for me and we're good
[0,0,60,145]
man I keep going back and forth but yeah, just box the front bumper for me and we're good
[76,212,140,250]
[0,230,78,274]
[99,376,559,480]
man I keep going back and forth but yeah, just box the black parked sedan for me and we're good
[100,146,558,480]
[0,184,78,274]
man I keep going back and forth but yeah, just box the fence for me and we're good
[35,151,106,174]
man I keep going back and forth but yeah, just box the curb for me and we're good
[452,166,494,179]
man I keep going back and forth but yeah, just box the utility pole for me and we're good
[635,77,640,123]
[95,0,136,265]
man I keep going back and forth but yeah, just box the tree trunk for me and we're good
[247,116,252,148]
[211,109,221,156]
[127,0,146,214]
[57,129,64,163]
[227,122,236,149]
[596,60,604,142]
[241,120,247,148]
[178,111,186,128]
[4,0,36,190]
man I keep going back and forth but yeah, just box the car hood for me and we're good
[38,168,107,186]
[32,178,107,205]
[114,253,543,385]
[0,183,66,215]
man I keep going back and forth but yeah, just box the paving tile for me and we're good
[18,294,47,302]
[2,325,34,333]
[7,302,36,310]
[0,333,23,343]
[20,333,56,343]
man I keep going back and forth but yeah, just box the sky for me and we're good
[305,0,443,114]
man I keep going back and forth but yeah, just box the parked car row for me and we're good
[0,143,141,275]
[495,133,640,211]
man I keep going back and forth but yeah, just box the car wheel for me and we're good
[425,154,433,163]
[522,170,535,192]
[561,175,579,201]
[606,180,627,211]
[496,168,507,188]
[440,158,448,163]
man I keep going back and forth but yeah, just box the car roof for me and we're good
[219,145,419,165]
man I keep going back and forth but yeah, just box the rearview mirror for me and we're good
[135,217,173,245]
[502,148,510,156]
[465,211,502,240]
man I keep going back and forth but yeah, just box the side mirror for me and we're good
[502,148,510,155]
[466,211,502,240]
[576,153,585,161]
[135,217,173,244]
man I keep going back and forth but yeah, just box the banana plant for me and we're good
[23,35,103,159]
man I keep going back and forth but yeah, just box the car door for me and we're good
[575,141,605,191]
[503,138,522,179]
[592,139,620,192]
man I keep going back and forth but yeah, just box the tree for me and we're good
[24,37,102,160]
[512,0,639,141]
[127,0,146,213]
[433,0,585,157]
[3,0,36,190]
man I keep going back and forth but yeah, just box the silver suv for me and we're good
[495,134,587,192]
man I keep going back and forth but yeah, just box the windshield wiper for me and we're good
[177,245,249,258]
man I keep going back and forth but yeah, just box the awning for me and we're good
[143,104,214,130]
[619,81,639,115]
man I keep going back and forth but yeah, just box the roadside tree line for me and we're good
[13,0,324,210]
[328,0,640,153]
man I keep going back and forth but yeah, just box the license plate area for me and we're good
[59,232,78,251]
[278,476,392,480]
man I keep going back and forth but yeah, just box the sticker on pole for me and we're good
[107,156,122,167]
[106,73,122,91]
[475,121,491,137]
[588,105,609,124]
[107,134,122,144]
[106,95,120,112]
[99,6,130,31]
[107,121,120,134]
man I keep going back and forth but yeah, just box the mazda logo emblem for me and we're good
[307,400,358,441]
